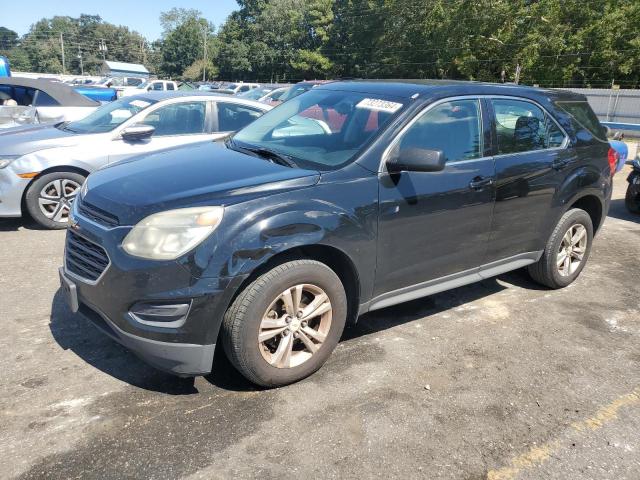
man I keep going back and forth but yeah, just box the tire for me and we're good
[528,208,593,289]
[25,171,86,229]
[222,260,348,387]
[625,184,640,214]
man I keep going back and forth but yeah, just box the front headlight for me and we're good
[0,156,20,169]
[122,206,224,260]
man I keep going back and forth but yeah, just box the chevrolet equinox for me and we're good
[59,81,614,387]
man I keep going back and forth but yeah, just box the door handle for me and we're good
[469,176,494,190]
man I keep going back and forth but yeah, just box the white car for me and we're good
[0,92,271,228]
[120,80,179,97]
[224,82,260,95]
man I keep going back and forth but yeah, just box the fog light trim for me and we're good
[129,302,191,328]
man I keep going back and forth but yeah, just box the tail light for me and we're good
[608,147,618,176]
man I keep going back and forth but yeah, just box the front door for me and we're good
[108,100,214,164]
[374,98,496,297]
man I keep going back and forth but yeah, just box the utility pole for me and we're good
[60,33,66,75]
[98,39,108,60]
[77,47,84,76]
[202,26,207,82]
[514,63,522,85]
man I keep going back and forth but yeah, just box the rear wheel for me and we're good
[25,171,85,229]
[625,184,640,214]
[222,260,347,387]
[528,208,593,289]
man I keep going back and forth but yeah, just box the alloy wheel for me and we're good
[38,178,81,223]
[556,224,587,276]
[258,283,332,368]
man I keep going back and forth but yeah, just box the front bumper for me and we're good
[0,168,30,217]
[60,210,243,376]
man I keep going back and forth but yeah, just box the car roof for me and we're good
[316,79,586,102]
[126,91,273,109]
[0,76,99,107]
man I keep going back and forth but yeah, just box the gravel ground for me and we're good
[1,167,638,480]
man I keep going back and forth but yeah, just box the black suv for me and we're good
[59,81,614,387]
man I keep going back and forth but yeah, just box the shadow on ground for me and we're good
[608,198,639,222]
[49,268,540,394]
[0,216,45,232]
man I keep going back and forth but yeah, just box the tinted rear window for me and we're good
[556,101,606,141]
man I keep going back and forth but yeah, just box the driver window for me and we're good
[140,102,206,136]
[398,99,482,163]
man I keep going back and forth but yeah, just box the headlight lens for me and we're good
[0,156,20,169]
[122,206,224,260]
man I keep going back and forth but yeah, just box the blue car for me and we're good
[0,56,11,77]
[73,85,117,103]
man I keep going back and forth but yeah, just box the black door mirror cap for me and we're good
[387,147,446,173]
[121,124,155,142]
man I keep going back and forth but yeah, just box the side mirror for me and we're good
[121,124,155,142]
[387,147,445,173]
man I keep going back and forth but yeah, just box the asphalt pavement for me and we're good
[1,167,638,480]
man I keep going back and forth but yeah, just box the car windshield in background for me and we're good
[61,97,157,134]
[238,88,272,100]
[278,84,315,102]
[232,89,405,170]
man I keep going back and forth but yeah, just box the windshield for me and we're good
[232,89,405,170]
[136,81,150,89]
[62,97,156,134]
[227,83,238,90]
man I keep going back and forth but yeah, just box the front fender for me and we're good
[177,168,380,304]
[13,146,100,175]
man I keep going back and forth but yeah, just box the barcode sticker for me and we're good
[356,98,403,113]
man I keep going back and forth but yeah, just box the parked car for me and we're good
[0,55,11,77]
[224,82,260,95]
[0,77,99,128]
[625,158,640,213]
[277,80,333,103]
[236,86,274,101]
[73,85,118,103]
[0,92,271,228]
[258,86,289,105]
[58,80,613,386]
[120,80,178,97]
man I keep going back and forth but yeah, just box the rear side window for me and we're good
[556,101,606,141]
[491,99,566,154]
[217,102,263,131]
[397,99,483,163]
[34,90,60,107]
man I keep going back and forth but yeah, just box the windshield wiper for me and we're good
[226,139,298,168]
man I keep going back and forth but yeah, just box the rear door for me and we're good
[213,101,266,137]
[483,97,570,264]
[374,98,496,296]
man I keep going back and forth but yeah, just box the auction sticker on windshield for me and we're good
[356,98,403,113]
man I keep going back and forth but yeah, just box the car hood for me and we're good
[0,123,90,156]
[82,142,321,225]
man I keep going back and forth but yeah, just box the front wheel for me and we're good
[625,183,640,214]
[222,260,347,387]
[528,208,593,289]
[24,171,85,229]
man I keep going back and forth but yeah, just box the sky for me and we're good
[5,0,239,40]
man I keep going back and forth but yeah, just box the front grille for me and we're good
[65,230,110,282]
[78,200,119,227]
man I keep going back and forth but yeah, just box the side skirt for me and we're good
[359,251,542,315]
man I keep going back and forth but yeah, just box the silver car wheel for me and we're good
[556,224,587,276]
[258,283,332,369]
[38,178,81,223]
